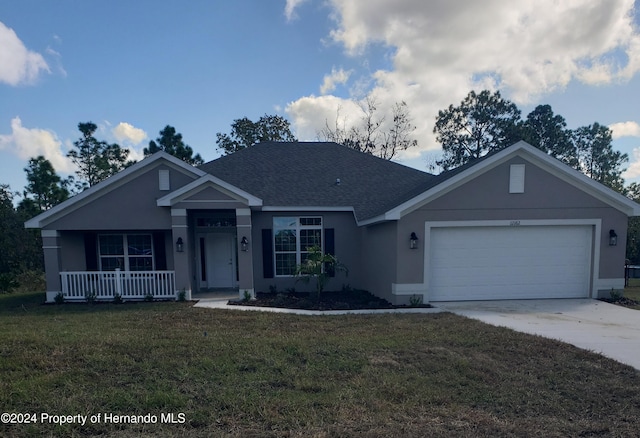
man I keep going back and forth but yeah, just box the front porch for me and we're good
[59,270,176,301]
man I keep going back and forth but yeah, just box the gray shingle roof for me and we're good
[198,142,436,221]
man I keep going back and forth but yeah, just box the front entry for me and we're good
[197,233,237,289]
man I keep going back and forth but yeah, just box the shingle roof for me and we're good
[198,142,436,221]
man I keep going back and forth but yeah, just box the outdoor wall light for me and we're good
[609,229,618,246]
[241,236,249,252]
[176,237,184,253]
[410,232,419,250]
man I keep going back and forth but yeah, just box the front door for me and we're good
[197,233,236,289]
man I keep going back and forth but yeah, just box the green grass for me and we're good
[624,278,640,308]
[1,291,640,437]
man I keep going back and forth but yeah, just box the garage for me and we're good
[428,225,593,301]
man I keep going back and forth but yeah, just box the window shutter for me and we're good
[153,232,167,270]
[84,233,98,271]
[325,228,335,277]
[262,229,274,279]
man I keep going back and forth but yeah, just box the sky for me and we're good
[2,0,640,199]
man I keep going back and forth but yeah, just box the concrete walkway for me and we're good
[437,299,640,370]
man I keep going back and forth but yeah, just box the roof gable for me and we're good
[157,174,262,207]
[25,152,205,228]
[373,141,640,223]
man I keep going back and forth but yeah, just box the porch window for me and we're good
[273,217,322,276]
[98,234,154,271]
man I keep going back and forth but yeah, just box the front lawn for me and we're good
[1,291,639,437]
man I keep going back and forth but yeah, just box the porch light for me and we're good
[241,236,249,252]
[609,229,618,246]
[410,232,419,250]
[176,237,184,253]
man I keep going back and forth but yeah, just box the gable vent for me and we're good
[509,164,525,193]
[159,169,170,191]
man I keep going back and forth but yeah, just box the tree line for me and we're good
[434,90,627,193]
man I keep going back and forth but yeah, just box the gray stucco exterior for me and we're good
[26,142,640,304]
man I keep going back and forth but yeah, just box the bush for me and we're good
[15,270,45,293]
[0,273,19,294]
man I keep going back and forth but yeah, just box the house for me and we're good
[25,141,640,304]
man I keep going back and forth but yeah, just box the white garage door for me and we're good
[428,225,592,301]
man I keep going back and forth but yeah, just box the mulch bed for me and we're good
[228,289,432,311]
[598,296,640,308]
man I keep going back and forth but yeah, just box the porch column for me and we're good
[236,208,255,299]
[171,209,192,300]
[41,230,62,303]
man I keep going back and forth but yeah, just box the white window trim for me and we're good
[273,216,323,277]
[98,234,155,271]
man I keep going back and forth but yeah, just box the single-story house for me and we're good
[26,140,640,304]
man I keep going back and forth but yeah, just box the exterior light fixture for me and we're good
[609,229,618,246]
[410,232,419,250]
[241,236,249,252]
[176,237,184,253]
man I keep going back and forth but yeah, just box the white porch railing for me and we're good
[60,270,176,301]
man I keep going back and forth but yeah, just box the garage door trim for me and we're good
[423,219,600,301]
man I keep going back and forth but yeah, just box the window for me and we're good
[98,234,154,271]
[273,217,322,276]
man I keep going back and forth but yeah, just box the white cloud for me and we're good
[320,67,352,94]
[0,117,73,173]
[0,21,50,86]
[610,121,640,139]
[623,148,640,179]
[112,122,148,145]
[287,94,361,140]
[287,0,640,154]
[284,0,309,22]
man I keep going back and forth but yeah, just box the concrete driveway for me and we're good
[436,299,640,370]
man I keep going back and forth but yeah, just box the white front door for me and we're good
[197,233,236,289]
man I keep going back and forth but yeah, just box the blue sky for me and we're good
[2,0,640,198]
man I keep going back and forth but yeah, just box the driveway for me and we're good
[437,299,640,370]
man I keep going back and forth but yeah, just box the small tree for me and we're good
[319,97,418,160]
[216,114,297,155]
[144,125,203,165]
[67,122,132,190]
[294,246,347,302]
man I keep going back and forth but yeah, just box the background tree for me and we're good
[520,104,577,168]
[144,125,203,165]
[67,122,132,190]
[574,122,628,192]
[216,114,297,154]
[434,90,522,170]
[318,97,418,160]
[18,156,69,216]
[0,185,43,292]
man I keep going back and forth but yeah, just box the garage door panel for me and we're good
[428,225,592,301]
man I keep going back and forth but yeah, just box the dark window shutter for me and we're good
[84,233,98,271]
[153,232,167,270]
[325,228,335,277]
[262,229,274,279]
